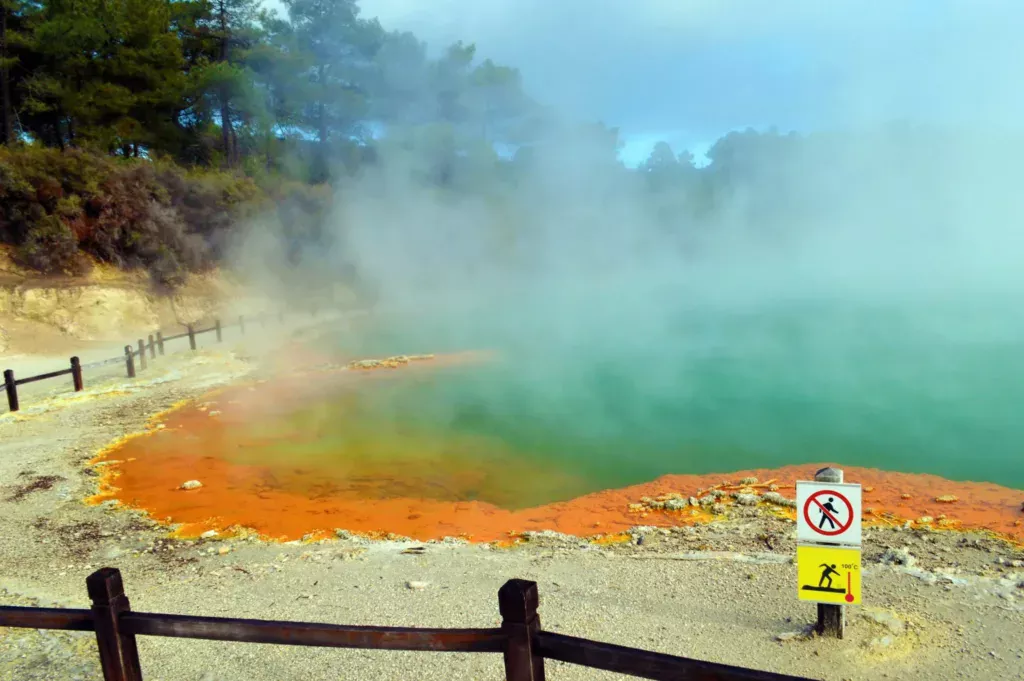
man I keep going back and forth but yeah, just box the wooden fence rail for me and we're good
[3,308,326,414]
[0,569,811,681]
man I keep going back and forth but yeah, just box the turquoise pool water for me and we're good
[319,298,1024,494]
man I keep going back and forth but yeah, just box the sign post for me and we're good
[796,467,862,639]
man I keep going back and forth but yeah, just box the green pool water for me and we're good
[310,297,1024,497]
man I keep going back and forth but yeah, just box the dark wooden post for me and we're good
[187,325,196,351]
[124,346,135,379]
[87,568,144,681]
[71,356,83,392]
[3,369,18,412]
[815,466,845,639]
[147,335,156,360]
[238,315,245,335]
[499,579,546,681]
[215,319,222,343]
[156,331,164,356]
[136,340,147,371]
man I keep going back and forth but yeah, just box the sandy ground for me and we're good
[0,323,1023,681]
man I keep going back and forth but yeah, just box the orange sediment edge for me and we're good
[82,354,1024,547]
[85,452,1024,547]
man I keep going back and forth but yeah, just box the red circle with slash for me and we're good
[803,489,854,537]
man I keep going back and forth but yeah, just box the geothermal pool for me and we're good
[93,299,1024,541]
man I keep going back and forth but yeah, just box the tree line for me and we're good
[0,0,538,181]
[2,0,1011,291]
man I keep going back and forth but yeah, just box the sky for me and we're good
[276,0,1024,167]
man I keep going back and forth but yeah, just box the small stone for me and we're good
[760,492,797,508]
[739,477,758,485]
[775,631,804,642]
[180,480,203,490]
[200,530,218,539]
[208,410,221,417]
[335,529,352,539]
[917,516,934,525]
[406,581,429,590]
[628,526,658,538]
[864,487,874,492]
[934,495,959,503]
[880,548,916,567]
[217,546,230,555]
[711,503,726,515]
[900,493,912,500]
[735,493,759,506]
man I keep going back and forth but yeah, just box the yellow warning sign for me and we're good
[797,545,861,605]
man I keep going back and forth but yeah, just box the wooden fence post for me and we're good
[124,346,135,379]
[147,335,156,360]
[187,325,196,351]
[3,369,18,413]
[71,356,83,392]
[238,315,245,335]
[815,467,845,639]
[156,332,164,356]
[136,340,147,371]
[86,568,144,681]
[498,579,546,681]
[215,319,222,343]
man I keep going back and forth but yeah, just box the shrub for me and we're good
[0,146,336,289]
[13,215,78,273]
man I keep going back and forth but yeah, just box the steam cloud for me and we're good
[229,0,1024,491]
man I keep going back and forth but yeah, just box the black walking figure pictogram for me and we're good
[818,497,840,530]
[818,563,840,589]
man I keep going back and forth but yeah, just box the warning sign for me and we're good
[797,545,861,605]
[796,481,862,546]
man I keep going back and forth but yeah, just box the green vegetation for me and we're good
[3,0,1020,292]
[0,0,536,286]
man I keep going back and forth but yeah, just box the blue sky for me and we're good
[280,0,1024,167]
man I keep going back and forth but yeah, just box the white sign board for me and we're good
[796,481,862,547]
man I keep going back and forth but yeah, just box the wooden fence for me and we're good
[0,568,812,681]
[2,308,323,413]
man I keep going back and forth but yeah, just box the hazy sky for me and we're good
[295,0,1024,166]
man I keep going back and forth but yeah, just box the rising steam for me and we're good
[227,0,1024,492]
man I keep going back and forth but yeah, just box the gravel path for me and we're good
[0,326,1022,681]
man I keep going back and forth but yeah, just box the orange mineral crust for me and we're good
[86,356,1024,545]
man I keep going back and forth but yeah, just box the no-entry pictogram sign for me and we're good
[796,481,862,546]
